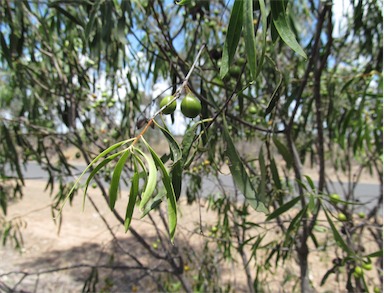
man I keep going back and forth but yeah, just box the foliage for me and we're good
[0,0,382,292]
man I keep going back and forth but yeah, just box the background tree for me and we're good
[0,0,382,292]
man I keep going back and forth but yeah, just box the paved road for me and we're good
[18,162,382,212]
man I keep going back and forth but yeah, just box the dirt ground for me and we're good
[0,145,382,292]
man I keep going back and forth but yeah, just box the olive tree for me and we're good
[0,0,382,292]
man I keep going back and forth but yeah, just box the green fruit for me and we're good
[111,130,120,139]
[237,57,246,65]
[337,213,347,221]
[211,226,218,233]
[75,152,81,159]
[92,182,97,189]
[362,262,372,271]
[181,95,201,118]
[152,243,158,249]
[358,211,366,219]
[229,65,241,78]
[248,106,257,115]
[159,96,177,115]
[330,193,341,203]
[373,287,380,293]
[354,266,363,278]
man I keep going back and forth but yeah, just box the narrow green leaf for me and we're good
[257,0,267,76]
[124,167,139,232]
[140,189,166,219]
[171,161,182,201]
[142,138,177,242]
[220,0,243,79]
[154,120,182,163]
[273,136,292,169]
[49,4,84,27]
[304,175,316,191]
[0,31,12,68]
[136,149,157,210]
[265,71,283,114]
[364,250,383,259]
[258,148,266,202]
[308,193,315,213]
[271,1,307,59]
[270,16,279,43]
[324,208,352,254]
[82,152,121,209]
[270,158,282,190]
[181,119,212,166]
[243,0,257,79]
[266,195,301,221]
[109,150,131,210]
[283,205,307,248]
[85,0,102,42]
[2,124,23,185]
[223,119,268,213]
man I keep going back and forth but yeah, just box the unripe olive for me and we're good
[354,266,363,278]
[330,193,341,203]
[159,96,177,115]
[248,105,257,115]
[181,94,201,118]
[229,65,241,78]
[362,262,372,271]
[337,212,347,221]
[358,211,366,219]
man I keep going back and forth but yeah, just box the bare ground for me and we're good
[0,143,382,292]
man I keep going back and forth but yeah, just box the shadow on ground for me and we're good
[2,234,185,292]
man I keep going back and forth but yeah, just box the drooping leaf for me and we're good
[271,1,307,59]
[82,152,121,209]
[257,0,267,74]
[258,148,266,202]
[283,205,307,249]
[304,175,316,191]
[220,0,243,79]
[324,208,353,254]
[181,118,212,167]
[265,70,283,114]
[171,161,182,201]
[270,158,282,190]
[273,136,292,169]
[135,148,157,210]
[140,189,166,219]
[223,118,268,213]
[243,0,257,79]
[49,4,84,27]
[154,120,182,163]
[124,164,139,232]
[142,138,177,242]
[0,31,12,68]
[308,193,315,213]
[109,149,131,210]
[266,195,301,221]
[84,0,102,42]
